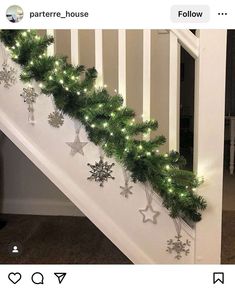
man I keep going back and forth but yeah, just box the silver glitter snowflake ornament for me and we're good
[166,235,191,260]
[21,86,38,104]
[0,62,17,88]
[87,157,115,187]
[48,110,64,128]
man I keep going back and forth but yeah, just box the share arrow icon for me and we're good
[54,273,67,284]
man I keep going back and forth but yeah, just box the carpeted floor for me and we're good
[0,214,131,264]
[221,210,235,264]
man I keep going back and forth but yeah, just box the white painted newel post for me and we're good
[194,30,227,263]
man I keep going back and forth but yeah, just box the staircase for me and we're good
[0,29,227,263]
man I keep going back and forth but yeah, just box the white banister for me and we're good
[118,30,126,104]
[71,30,79,66]
[194,30,227,263]
[95,30,103,87]
[142,30,151,127]
[171,29,199,59]
[46,29,55,56]
[168,31,180,151]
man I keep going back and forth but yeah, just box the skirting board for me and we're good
[1,198,84,217]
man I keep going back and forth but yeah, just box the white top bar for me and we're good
[95,29,103,87]
[142,30,151,125]
[71,30,79,66]
[46,29,55,56]
[118,30,126,104]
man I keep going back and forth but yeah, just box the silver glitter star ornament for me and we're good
[139,182,160,224]
[66,130,88,156]
[139,205,160,224]
[0,61,17,88]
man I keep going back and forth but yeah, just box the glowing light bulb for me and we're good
[71,76,75,80]
[59,80,64,84]
[85,116,89,120]
[180,193,185,197]
[84,88,87,92]
[39,83,43,88]
[146,152,151,156]
[63,71,67,74]
[49,76,53,80]
[65,87,69,91]
[164,154,168,158]
[98,104,103,108]
[77,91,80,95]
[55,61,59,66]
[121,128,126,132]
[192,188,196,192]
[114,89,117,93]
[104,84,107,88]
[110,132,113,136]
[165,165,170,170]
[111,112,115,117]
[91,124,95,128]
[167,178,172,182]
[30,61,34,65]
[156,149,159,153]
[22,32,27,37]
[54,68,58,72]
[16,42,20,47]
[169,188,173,193]
[103,122,108,128]
[138,145,143,150]
[126,136,130,140]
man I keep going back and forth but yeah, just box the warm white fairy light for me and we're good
[165,165,170,170]
[146,152,151,156]
[49,76,53,80]
[22,32,27,37]
[55,61,59,66]
[138,145,143,150]
[59,79,64,84]
[77,91,80,95]
[156,149,159,153]
[125,136,130,140]
[98,104,103,108]
[121,128,126,132]
[35,35,40,40]
[114,89,117,93]
[16,42,20,47]
[63,71,67,75]
[65,87,69,91]
[180,193,185,197]
[91,124,95,128]
[169,188,173,193]
[103,122,108,128]
[164,154,168,158]
[111,112,115,117]
[71,76,75,80]
[39,83,44,88]
[54,68,58,72]
[110,132,113,136]
[104,84,107,88]
[167,178,172,182]
[84,88,87,92]
[30,61,34,65]
[85,116,89,120]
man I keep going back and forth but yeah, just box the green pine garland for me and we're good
[0,29,207,222]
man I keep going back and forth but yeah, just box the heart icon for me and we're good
[8,272,22,284]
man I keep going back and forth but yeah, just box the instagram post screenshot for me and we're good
[0,0,234,289]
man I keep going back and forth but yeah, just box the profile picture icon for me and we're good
[6,5,24,23]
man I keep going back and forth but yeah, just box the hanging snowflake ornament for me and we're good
[48,110,64,128]
[87,157,115,187]
[20,86,38,124]
[20,86,38,104]
[120,182,133,198]
[166,235,191,260]
[0,61,17,88]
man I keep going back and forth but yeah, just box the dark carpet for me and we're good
[0,214,132,264]
[221,211,235,264]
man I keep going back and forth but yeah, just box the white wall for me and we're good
[0,132,83,216]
